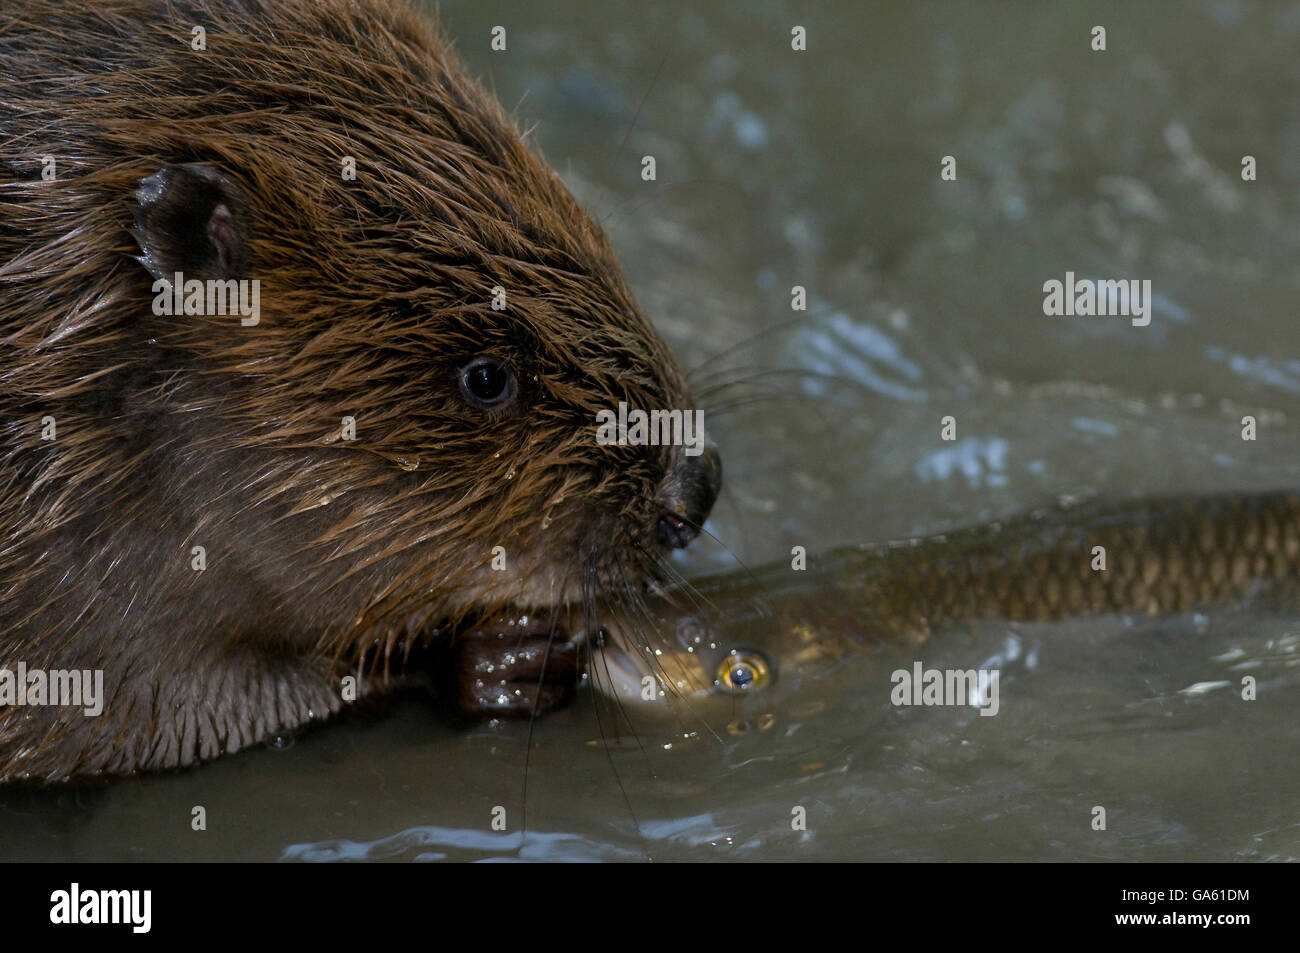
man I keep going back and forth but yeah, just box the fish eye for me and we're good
[459,357,515,408]
[714,648,772,694]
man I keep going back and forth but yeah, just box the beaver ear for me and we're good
[132,163,252,281]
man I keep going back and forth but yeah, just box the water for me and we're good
[3,0,1299,861]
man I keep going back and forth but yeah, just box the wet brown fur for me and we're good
[0,0,695,780]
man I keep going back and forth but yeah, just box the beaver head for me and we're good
[0,0,719,776]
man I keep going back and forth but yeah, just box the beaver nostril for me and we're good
[655,444,722,550]
[658,510,696,549]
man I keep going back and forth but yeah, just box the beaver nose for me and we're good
[656,443,722,549]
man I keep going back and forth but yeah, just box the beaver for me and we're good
[0,0,721,782]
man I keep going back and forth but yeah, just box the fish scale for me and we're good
[595,491,1300,701]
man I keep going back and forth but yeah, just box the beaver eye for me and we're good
[714,649,772,695]
[459,357,515,408]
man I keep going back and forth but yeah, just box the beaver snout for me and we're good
[656,444,722,549]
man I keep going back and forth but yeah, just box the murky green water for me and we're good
[3,0,1299,861]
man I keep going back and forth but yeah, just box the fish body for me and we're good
[592,492,1300,704]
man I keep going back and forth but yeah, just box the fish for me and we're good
[588,491,1300,709]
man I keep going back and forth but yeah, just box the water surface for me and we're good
[3,0,1299,862]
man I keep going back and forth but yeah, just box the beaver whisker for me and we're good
[518,579,577,853]
[690,364,860,401]
[592,546,728,751]
[572,553,657,859]
[680,309,842,382]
